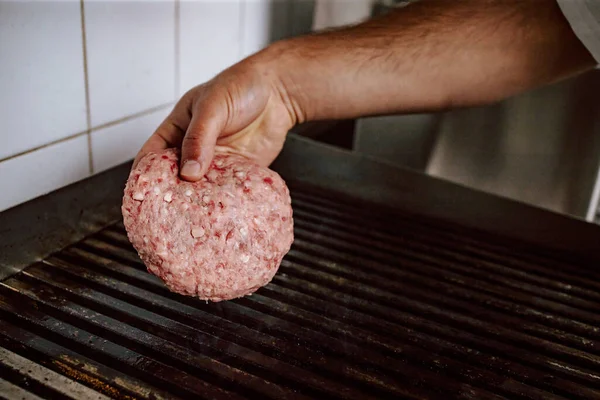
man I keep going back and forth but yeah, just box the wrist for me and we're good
[252,38,312,124]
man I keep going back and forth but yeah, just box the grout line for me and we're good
[89,102,173,132]
[0,132,88,164]
[0,104,173,165]
[79,0,93,175]
[174,0,180,99]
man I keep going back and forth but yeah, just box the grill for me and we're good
[1,135,600,399]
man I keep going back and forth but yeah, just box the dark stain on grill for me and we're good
[2,183,600,399]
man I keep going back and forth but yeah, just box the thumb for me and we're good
[179,103,225,182]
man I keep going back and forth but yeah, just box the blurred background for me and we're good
[1,0,599,224]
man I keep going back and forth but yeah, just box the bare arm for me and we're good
[270,0,596,122]
[137,0,596,181]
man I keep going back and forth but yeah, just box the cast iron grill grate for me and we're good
[1,183,599,400]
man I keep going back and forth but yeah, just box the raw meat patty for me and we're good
[122,148,294,301]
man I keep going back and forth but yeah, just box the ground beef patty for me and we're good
[122,148,294,301]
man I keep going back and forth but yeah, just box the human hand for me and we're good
[134,53,298,181]
[135,0,595,182]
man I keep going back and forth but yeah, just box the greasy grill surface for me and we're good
[1,184,599,400]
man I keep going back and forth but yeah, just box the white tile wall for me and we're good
[0,136,89,212]
[179,0,243,95]
[85,0,176,127]
[241,0,271,57]
[0,0,87,160]
[0,0,300,211]
[241,0,290,57]
[91,106,172,173]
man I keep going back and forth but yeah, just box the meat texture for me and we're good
[122,148,293,301]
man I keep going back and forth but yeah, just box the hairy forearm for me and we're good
[259,0,595,123]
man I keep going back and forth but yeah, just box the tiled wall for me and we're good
[0,0,315,212]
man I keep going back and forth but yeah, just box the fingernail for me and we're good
[181,160,202,179]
